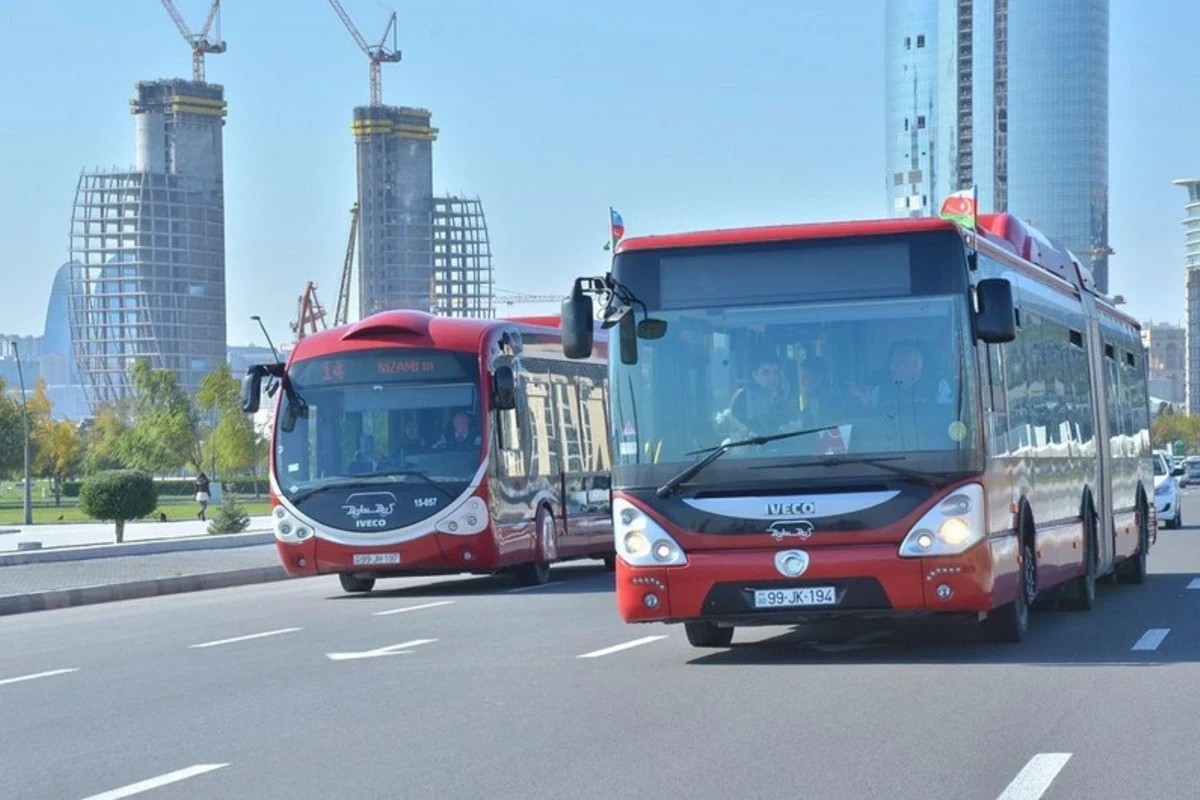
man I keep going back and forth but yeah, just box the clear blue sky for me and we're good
[0,0,1196,347]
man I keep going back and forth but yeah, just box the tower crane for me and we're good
[335,202,360,326]
[326,0,403,107]
[160,0,226,83]
[292,282,329,343]
[494,290,567,305]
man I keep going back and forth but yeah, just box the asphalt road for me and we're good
[5,493,1200,800]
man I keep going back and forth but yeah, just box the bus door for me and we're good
[1082,296,1116,572]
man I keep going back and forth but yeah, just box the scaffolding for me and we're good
[68,79,227,409]
[432,195,494,319]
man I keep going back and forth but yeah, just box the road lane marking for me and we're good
[79,763,229,800]
[0,668,79,687]
[1187,578,1200,590]
[326,638,438,661]
[1132,628,1170,651]
[374,600,455,616]
[188,628,301,649]
[996,753,1072,800]
[577,635,668,659]
[506,582,562,593]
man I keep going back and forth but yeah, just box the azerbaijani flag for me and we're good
[610,208,625,244]
[939,186,977,230]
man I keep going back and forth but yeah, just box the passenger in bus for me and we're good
[397,418,427,452]
[728,357,800,436]
[799,355,836,421]
[858,339,953,409]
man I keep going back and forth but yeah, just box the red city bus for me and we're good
[242,310,613,592]
[558,211,1153,647]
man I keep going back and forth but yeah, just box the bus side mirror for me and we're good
[619,313,638,365]
[637,318,667,339]
[561,286,594,360]
[492,366,517,411]
[241,366,266,414]
[975,278,1016,344]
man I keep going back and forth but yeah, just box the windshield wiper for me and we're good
[656,425,845,499]
[751,454,944,488]
[290,470,455,505]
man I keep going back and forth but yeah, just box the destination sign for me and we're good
[290,349,476,387]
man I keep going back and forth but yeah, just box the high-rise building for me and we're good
[885,0,1110,293]
[353,105,437,319]
[431,195,494,319]
[69,79,227,407]
[1177,178,1200,414]
[884,0,939,218]
[1142,322,1186,407]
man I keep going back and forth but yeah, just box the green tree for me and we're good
[121,360,202,474]
[0,379,22,478]
[33,419,82,505]
[78,470,157,543]
[79,402,132,474]
[196,364,260,480]
[207,490,251,535]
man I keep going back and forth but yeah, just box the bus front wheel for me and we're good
[339,573,376,594]
[983,537,1034,643]
[685,621,734,648]
[514,507,555,587]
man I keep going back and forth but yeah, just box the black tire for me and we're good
[1067,501,1098,611]
[1115,504,1149,585]
[684,621,735,648]
[983,535,1034,642]
[339,573,376,593]
[514,507,555,587]
[602,555,617,572]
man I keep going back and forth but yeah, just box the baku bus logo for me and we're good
[768,520,814,541]
[342,492,398,529]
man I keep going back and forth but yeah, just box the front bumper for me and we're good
[615,537,1018,626]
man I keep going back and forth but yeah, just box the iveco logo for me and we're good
[769,520,814,541]
[766,501,817,517]
[774,550,810,578]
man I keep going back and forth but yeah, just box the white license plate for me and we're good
[352,553,401,566]
[753,587,837,608]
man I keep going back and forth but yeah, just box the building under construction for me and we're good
[68,78,227,406]
[432,195,494,318]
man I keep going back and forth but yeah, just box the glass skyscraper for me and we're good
[1177,179,1200,414]
[884,0,939,218]
[885,0,1110,293]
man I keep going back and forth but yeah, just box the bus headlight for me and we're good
[898,483,986,558]
[613,498,687,567]
[435,496,489,536]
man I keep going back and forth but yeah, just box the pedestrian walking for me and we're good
[195,472,211,521]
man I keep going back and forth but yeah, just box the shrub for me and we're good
[78,470,158,543]
[208,490,251,535]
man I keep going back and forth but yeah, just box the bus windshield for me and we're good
[274,349,484,502]
[608,232,981,487]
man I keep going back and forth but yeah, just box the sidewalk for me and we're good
[0,516,274,554]
[0,544,298,616]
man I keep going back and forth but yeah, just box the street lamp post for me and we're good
[9,341,32,526]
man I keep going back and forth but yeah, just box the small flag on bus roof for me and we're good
[609,207,625,250]
[939,186,977,230]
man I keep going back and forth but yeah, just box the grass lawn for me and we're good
[0,499,271,526]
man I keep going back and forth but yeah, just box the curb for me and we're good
[0,531,275,566]
[0,566,298,617]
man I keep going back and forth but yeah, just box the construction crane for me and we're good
[292,282,329,342]
[335,202,360,326]
[160,0,226,83]
[326,0,403,107]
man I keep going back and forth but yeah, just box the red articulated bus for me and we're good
[558,211,1153,648]
[242,310,613,592]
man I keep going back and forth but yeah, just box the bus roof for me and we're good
[289,310,568,361]
[615,217,957,253]
[614,213,1137,329]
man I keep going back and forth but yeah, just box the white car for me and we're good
[1154,451,1182,529]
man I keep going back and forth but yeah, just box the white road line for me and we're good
[188,628,301,649]
[1187,578,1200,590]
[1132,628,1170,651]
[577,635,668,659]
[78,763,229,800]
[373,600,455,616]
[505,582,562,593]
[996,753,1072,800]
[326,638,438,661]
[0,668,79,687]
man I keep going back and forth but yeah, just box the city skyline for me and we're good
[0,1,1197,347]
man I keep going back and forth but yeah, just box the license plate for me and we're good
[753,587,837,608]
[352,553,401,566]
